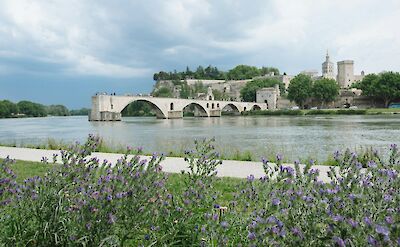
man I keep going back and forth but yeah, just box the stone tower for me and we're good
[337,60,355,88]
[322,50,335,80]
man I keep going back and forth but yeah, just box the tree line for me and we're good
[153,65,280,81]
[0,100,90,118]
[286,71,400,108]
[353,71,400,107]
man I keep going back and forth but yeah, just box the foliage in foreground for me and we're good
[1,135,399,246]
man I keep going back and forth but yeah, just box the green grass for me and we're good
[2,159,242,203]
[366,108,400,114]
[166,173,241,203]
[2,159,53,183]
[244,107,400,116]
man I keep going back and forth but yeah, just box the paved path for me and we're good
[0,146,335,182]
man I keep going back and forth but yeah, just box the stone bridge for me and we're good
[89,95,267,121]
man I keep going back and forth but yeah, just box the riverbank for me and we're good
[0,138,345,166]
[242,108,400,116]
[0,133,392,166]
[0,146,335,182]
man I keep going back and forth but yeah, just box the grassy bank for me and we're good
[0,138,283,163]
[0,137,387,166]
[242,108,400,116]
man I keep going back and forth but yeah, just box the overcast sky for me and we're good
[0,0,399,108]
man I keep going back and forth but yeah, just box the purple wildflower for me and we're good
[108,213,116,224]
[334,150,340,160]
[249,221,257,229]
[212,214,219,221]
[272,198,281,206]
[248,232,256,241]
[384,194,392,201]
[150,225,159,231]
[333,236,346,247]
[220,221,229,229]
[367,161,377,168]
[385,216,394,224]
[375,225,389,236]
[364,216,373,226]
[347,218,358,228]
[247,174,255,182]
[332,215,344,222]
[86,223,92,230]
[367,235,378,246]
[291,227,304,239]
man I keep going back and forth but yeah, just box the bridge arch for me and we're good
[221,103,240,115]
[182,102,208,117]
[121,99,167,119]
[251,104,261,111]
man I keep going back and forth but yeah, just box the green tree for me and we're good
[0,102,7,118]
[0,100,18,118]
[180,83,192,99]
[193,82,206,94]
[287,74,313,108]
[260,67,280,76]
[17,100,47,117]
[195,66,205,79]
[121,101,154,116]
[70,108,90,116]
[227,65,261,80]
[212,89,230,101]
[185,66,193,78]
[312,78,339,107]
[46,105,70,116]
[240,78,283,102]
[153,87,173,98]
[356,72,400,107]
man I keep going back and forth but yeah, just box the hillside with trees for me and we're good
[240,78,284,102]
[153,65,280,81]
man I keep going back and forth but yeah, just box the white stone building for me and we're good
[322,51,335,80]
[336,60,365,88]
[256,84,280,109]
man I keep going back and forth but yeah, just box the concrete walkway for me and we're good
[0,146,334,182]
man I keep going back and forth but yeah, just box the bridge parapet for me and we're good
[89,95,268,121]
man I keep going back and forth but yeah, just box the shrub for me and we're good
[1,136,399,246]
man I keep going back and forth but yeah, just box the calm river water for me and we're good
[0,115,399,161]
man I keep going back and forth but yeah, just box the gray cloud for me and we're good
[0,0,399,79]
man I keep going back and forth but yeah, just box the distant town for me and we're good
[1,52,400,119]
[151,52,400,110]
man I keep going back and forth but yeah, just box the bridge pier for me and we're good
[89,111,121,121]
[209,109,221,117]
[167,110,183,119]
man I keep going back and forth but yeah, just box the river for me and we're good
[0,115,399,162]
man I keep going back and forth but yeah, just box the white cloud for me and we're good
[0,0,399,77]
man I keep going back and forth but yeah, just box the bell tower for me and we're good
[322,50,335,80]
